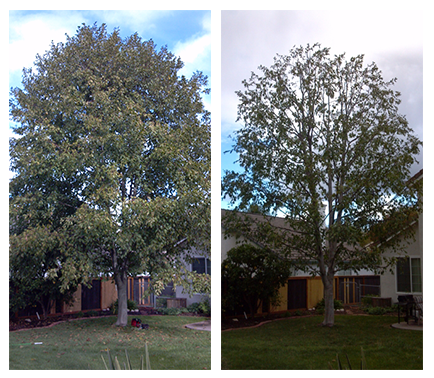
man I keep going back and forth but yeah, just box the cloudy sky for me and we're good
[221,10,424,209]
[5,7,427,211]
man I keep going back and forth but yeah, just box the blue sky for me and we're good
[5,7,428,211]
[7,9,212,187]
[9,10,211,106]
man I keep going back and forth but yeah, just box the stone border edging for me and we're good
[221,314,315,332]
[9,315,117,332]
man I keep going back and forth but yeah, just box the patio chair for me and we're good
[413,295,423,323]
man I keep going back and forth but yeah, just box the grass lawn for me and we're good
[10,315,210,370]
[221,315,422,370]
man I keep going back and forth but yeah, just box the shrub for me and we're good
[184,299,211,315]
[187,302,201,314]
[315,298,343,314]
[110,299,138,314]
[197,299,211,315]
[157,307,188,316]
[361,295,377,308]
[156,297,168,308]
[365,306,387,315]
[222,244,292,318]
[85,310,99,317]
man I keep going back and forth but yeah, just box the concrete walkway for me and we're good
[185,319,211,331]
[391,322,423,331]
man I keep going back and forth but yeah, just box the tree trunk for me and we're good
[39,302,48,319]
[322,274,335,327]
[114,272,128,327]
[38,296,51,319]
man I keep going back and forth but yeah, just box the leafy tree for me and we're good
[9,226,86,319]
[9,23,210,326]
[222,43,421,327]
[222,244,291,318]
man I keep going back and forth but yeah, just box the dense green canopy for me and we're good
[10,23,210,326]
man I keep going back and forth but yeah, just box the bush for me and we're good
[315,298,343,314]
[366,306,386,315]
[222,244,292,318]
[361,295,377,308]
[156,297,169,308]
[361,295,398,315]
[85,310,99,317]
[188,299,210,316]
[111,299,138,314]
[157,299,210,316]
[157,307,188,316]
[186,302,201,314]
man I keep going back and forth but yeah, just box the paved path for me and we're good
[391,322,423,331]
[185,319,211,331]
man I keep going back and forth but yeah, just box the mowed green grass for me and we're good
[221,315,422,370]
[10,315,210,370]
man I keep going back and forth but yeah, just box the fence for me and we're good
[336,276,381,304]
[128,277,179,308]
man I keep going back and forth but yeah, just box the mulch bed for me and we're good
[221,311,317,331]
[221,305,395,331]
[10,307,206,332]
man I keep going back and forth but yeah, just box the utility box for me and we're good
[372,297,392,308]
[167,298,187,308]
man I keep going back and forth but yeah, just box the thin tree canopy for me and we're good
[10,23,211,326]
[222,43,421,326]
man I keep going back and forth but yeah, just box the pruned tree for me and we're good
[9,23,210,326]
[222,43,421,327]
[222,244,291,318]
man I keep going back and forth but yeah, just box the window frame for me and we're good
[396,256,422,294]
[192,257,211,275]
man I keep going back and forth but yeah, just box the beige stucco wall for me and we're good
[64,285,82,313]
[379,217,423,302]
[101,279,117,309]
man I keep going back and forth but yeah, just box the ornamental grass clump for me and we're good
[101,345,151,370]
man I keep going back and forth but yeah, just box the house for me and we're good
[129,248,211,308]
[376,169,423,303]
[221,209,379,316]
[14,248,210,318]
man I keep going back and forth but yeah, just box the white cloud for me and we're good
[8,10,170,77]
[9,18,68,73]
[174,34,211,76]
[173,10,211,77]
[86,10,170,35]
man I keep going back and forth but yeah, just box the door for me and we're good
[81,279,101,310]
[287,279,307,310]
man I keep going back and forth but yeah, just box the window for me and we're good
[192,257,211,275]
[396,257,422,293]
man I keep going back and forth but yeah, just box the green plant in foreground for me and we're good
[101,345,151,370]
[329,347,367,370]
